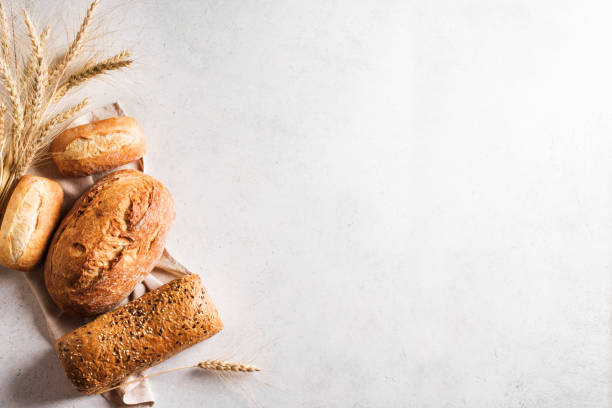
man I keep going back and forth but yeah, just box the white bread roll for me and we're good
[51,116,146,176]
[0,175,63,271]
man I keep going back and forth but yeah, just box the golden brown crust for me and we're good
[55,274,223,394]
[44,169,175,316]
[51,116,146,176]
[0,175,63,271]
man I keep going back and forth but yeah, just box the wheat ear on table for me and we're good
[197,360,261,372]
[97,360,261,394]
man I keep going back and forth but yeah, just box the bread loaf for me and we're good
[44,169,175,316]
[51,116,146,176]
[55,274,223,394]
[0,175,63,271]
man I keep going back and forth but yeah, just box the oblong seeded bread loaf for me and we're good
[0,175,63,271]
[44,169,175,316]
[51,116,146,176]
[55,274,223,394]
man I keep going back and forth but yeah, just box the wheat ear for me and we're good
[197,360,261,372]
[0,103,6,189]
[20,25,49,91]
[0,4,21,143]
[0,58,23,142]
[97,360,261,394]
[22,11,45,135]
[54,50,132,101]
[48,0,99,84]
[0,103,5,144]
[0,3,12,66]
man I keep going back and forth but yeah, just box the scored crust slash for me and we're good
[44,169,176,316]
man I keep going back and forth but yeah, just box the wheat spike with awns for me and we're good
[98,360,261,394]
[0,0,133,210]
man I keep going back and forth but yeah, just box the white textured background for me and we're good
[0,0,611,407]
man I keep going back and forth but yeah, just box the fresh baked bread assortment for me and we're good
[50,116,146,176]
[1,113,225,398]
[0,175,63,271]
[44,169,175,316]
[55,274,223,394]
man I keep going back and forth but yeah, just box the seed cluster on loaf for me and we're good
[44,169,175,316]
[55,274,223,394]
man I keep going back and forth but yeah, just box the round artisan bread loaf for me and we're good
[50,116,146,176]
[0,175,63,271]
[44,169,175,316]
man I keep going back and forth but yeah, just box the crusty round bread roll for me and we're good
[44,169,175,316]
[50,116,146,176]
[0,175,63,271]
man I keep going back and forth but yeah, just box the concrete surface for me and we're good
[0,0,611,407]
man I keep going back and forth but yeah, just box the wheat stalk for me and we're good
[0,0,133,209]
[54,50,132,101]
[47,0,99,85]
[23,11,45,135]
[20,25,49,91]
[9,11,47,186]
[0,57,23,141]
[0,103,6,190]
[0,4,11,66]
[0,103,5,141]
[97,360,261,394]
